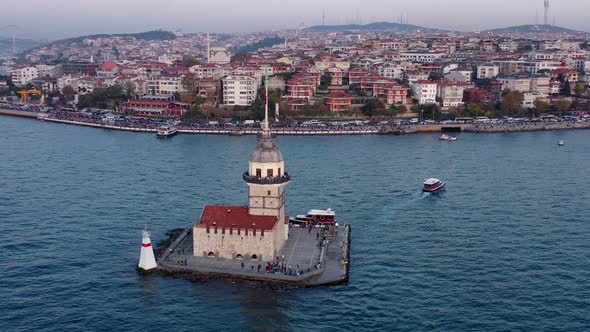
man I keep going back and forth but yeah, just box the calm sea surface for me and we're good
[1,116,589,331]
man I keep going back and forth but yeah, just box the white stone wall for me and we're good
[193,225,276,261]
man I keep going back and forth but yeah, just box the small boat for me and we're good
[558,139,565,146]
[229,130,244,136]
[289,208,336,226]
[423,178,446,192]
[156,125,177,138]
[440,134,457,141]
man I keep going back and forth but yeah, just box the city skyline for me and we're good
[1,0,589,40]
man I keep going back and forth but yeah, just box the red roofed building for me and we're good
[193,120,291,260]
[123,100,188,118]
[325,91,352,111]
[372,79,410,105]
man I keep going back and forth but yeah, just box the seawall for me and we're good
[0,108,39,119]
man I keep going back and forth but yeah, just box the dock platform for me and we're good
[156,224,350,287]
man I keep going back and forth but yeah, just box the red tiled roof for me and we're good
[197,205,278,230]
[101,61,117,71]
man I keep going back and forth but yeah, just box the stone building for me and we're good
[193,116,290,261]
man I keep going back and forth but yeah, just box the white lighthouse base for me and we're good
[138,230,157,273]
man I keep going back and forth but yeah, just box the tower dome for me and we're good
[250,135,283,163]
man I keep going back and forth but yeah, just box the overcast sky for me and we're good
[1,0,588,40]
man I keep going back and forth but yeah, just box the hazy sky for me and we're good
[1,0,588,40]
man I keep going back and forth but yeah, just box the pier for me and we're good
[156,224,350,287]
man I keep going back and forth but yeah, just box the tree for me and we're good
[428,72,443,81]
[499,89,524,117]
[181,104,205,121]
[560,79,571,96]
[464,103,482,117]
[361,99,386,117]
[533,99,550,114]
[231,52,250,64]
[574,83,586,95]
[182,55,200,68]
[62,85,75,102]
[553,99,572,116]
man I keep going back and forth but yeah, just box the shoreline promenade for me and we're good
[2,108,590,135]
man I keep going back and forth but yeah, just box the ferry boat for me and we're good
[558,139,565,146]
[156,125,177,138]
[289,208,336,226]
[440,134,457,141]
[423,178,446,192]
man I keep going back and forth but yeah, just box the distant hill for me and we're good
[483,25,583,34]
[305,22,446,33]
[46,30,176,47]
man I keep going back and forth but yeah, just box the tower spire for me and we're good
[262,73,270,138]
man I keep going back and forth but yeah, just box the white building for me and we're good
[378,63,405,80]
[147,75,185,95]
[522,92,548,108]
[222,75,258,106]
[35,64,59,78]
[10,66,39,86]
[444,70,472,83]
[477,64,499,79]
[398,52,444,63]
[437,80,471,108]
[411,80,438,104]
[158,54,183,66]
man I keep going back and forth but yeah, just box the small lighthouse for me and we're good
[138,226,157,272]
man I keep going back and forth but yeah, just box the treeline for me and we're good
[232,37,285,54]
[71,83,136,110]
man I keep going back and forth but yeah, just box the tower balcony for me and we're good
[243,172,290,185]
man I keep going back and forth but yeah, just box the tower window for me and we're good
[278,168,281,176]
[256,168,262,177]
[267,169,273,178]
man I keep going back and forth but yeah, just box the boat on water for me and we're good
[289,208,336,226]
[229,130,244,136]
[156,125,177,138]
[423,178,446,192]
[440,134,457,141]
[558,139,565,146]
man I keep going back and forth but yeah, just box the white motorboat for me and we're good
[423,178,446,192]
[440,134,457,141]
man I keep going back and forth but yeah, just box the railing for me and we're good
[243,173,291,184]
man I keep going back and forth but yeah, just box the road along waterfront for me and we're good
[2,107,590,135]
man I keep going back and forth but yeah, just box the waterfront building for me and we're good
[325,91,352,111]
[10,66,39,86]
[222,75,258,106]
[436,80,471,108]
[123,99,188,118]
[497,75,550,94]
[411,80,438,105]
[521,92,548,108]
[193,106,290,260]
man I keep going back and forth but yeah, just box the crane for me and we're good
[17,89,43,103]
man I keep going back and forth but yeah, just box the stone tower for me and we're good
[243,79,290,244]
